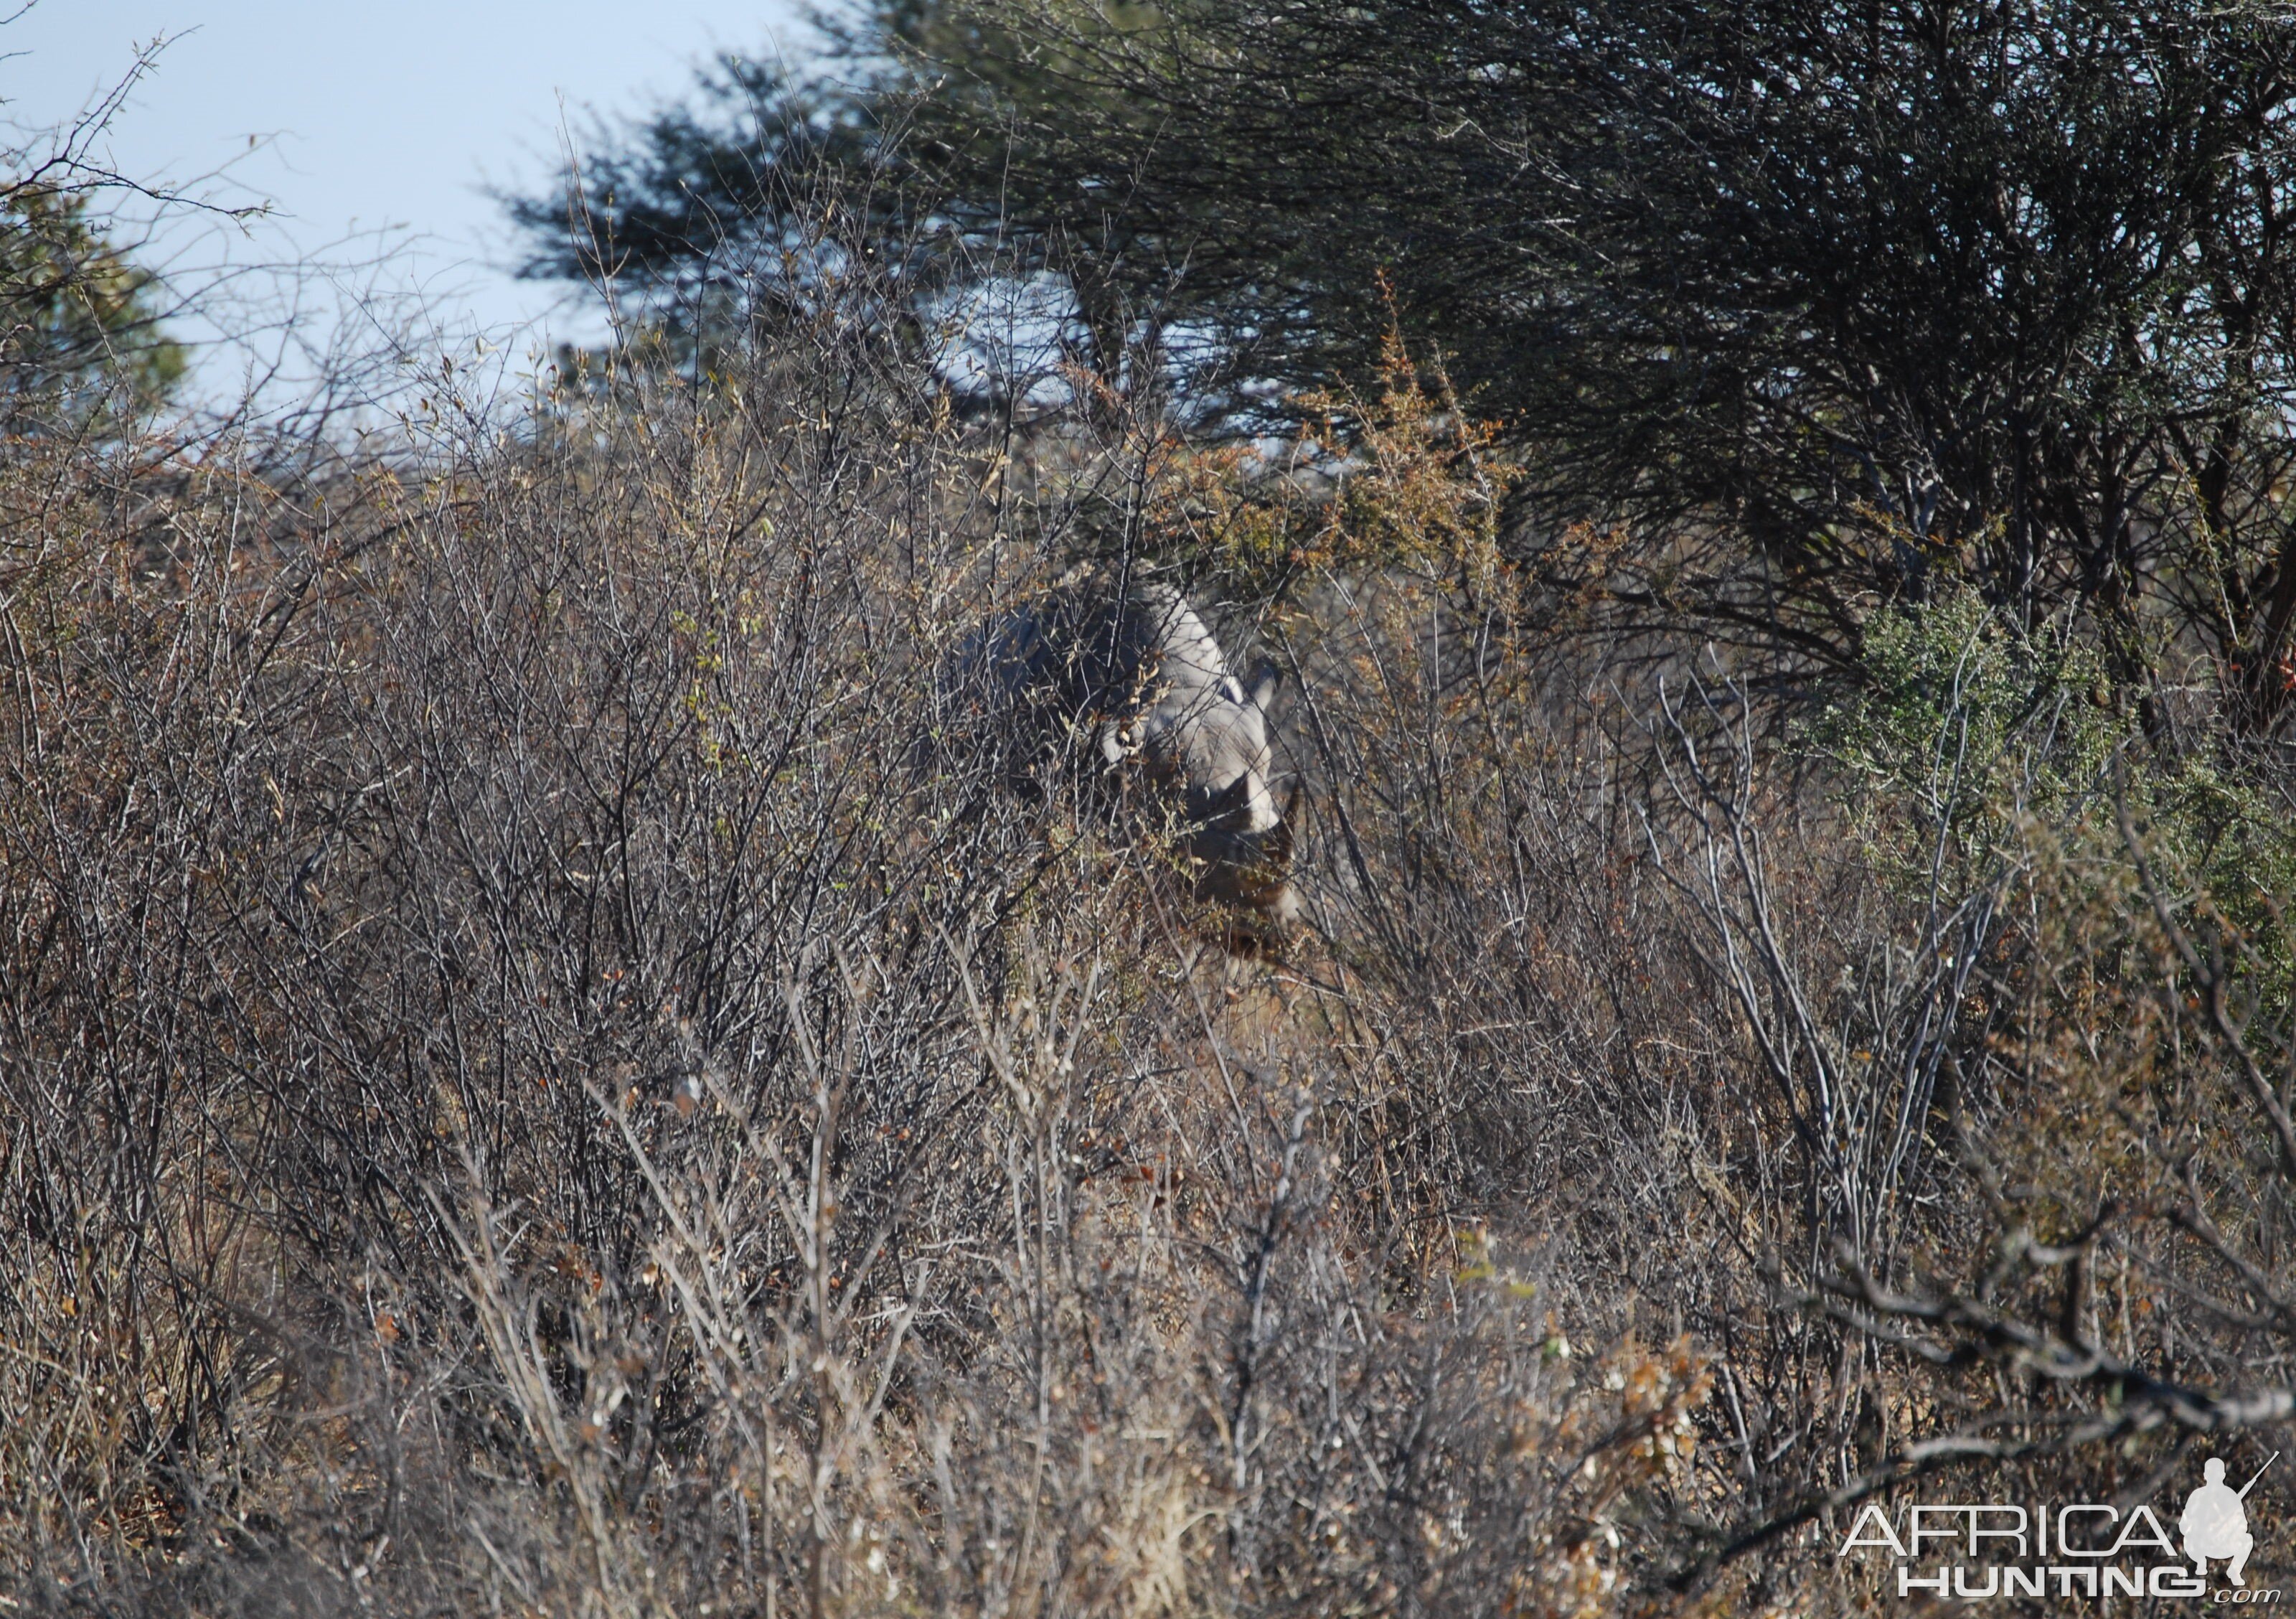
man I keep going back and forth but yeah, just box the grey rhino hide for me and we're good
[952,581,1298,926]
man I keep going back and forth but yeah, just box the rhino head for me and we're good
[1113,660,1301,932]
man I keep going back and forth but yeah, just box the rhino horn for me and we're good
[1201,774,1252,828]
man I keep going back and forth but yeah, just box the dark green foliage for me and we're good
[0,187,184,423]
[522,0,2296,728]
[927,4,2296,703]
[503,56,960,377]
[906,0,2296,704]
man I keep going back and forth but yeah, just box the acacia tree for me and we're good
[501,59,950,374]
[911,0,2296,714]
[503,12,1214,413]
[526,0,2296,727]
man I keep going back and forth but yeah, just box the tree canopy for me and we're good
[516,0,2296,728]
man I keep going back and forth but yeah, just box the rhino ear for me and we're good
[1247,662,1282,710]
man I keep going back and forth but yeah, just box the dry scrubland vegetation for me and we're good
[11,164,2296,1619]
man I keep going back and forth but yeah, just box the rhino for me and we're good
[950,578,1300,931]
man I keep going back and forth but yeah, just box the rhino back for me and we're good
[957,585,1215,705]
[949,581,1270,794]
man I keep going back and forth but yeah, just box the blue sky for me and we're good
[5,0,806,397]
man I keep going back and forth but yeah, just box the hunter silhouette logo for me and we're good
[2183,1454,2275,1589]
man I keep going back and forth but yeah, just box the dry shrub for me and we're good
[10,225,2293,1619]
[0,283,1728,1619]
